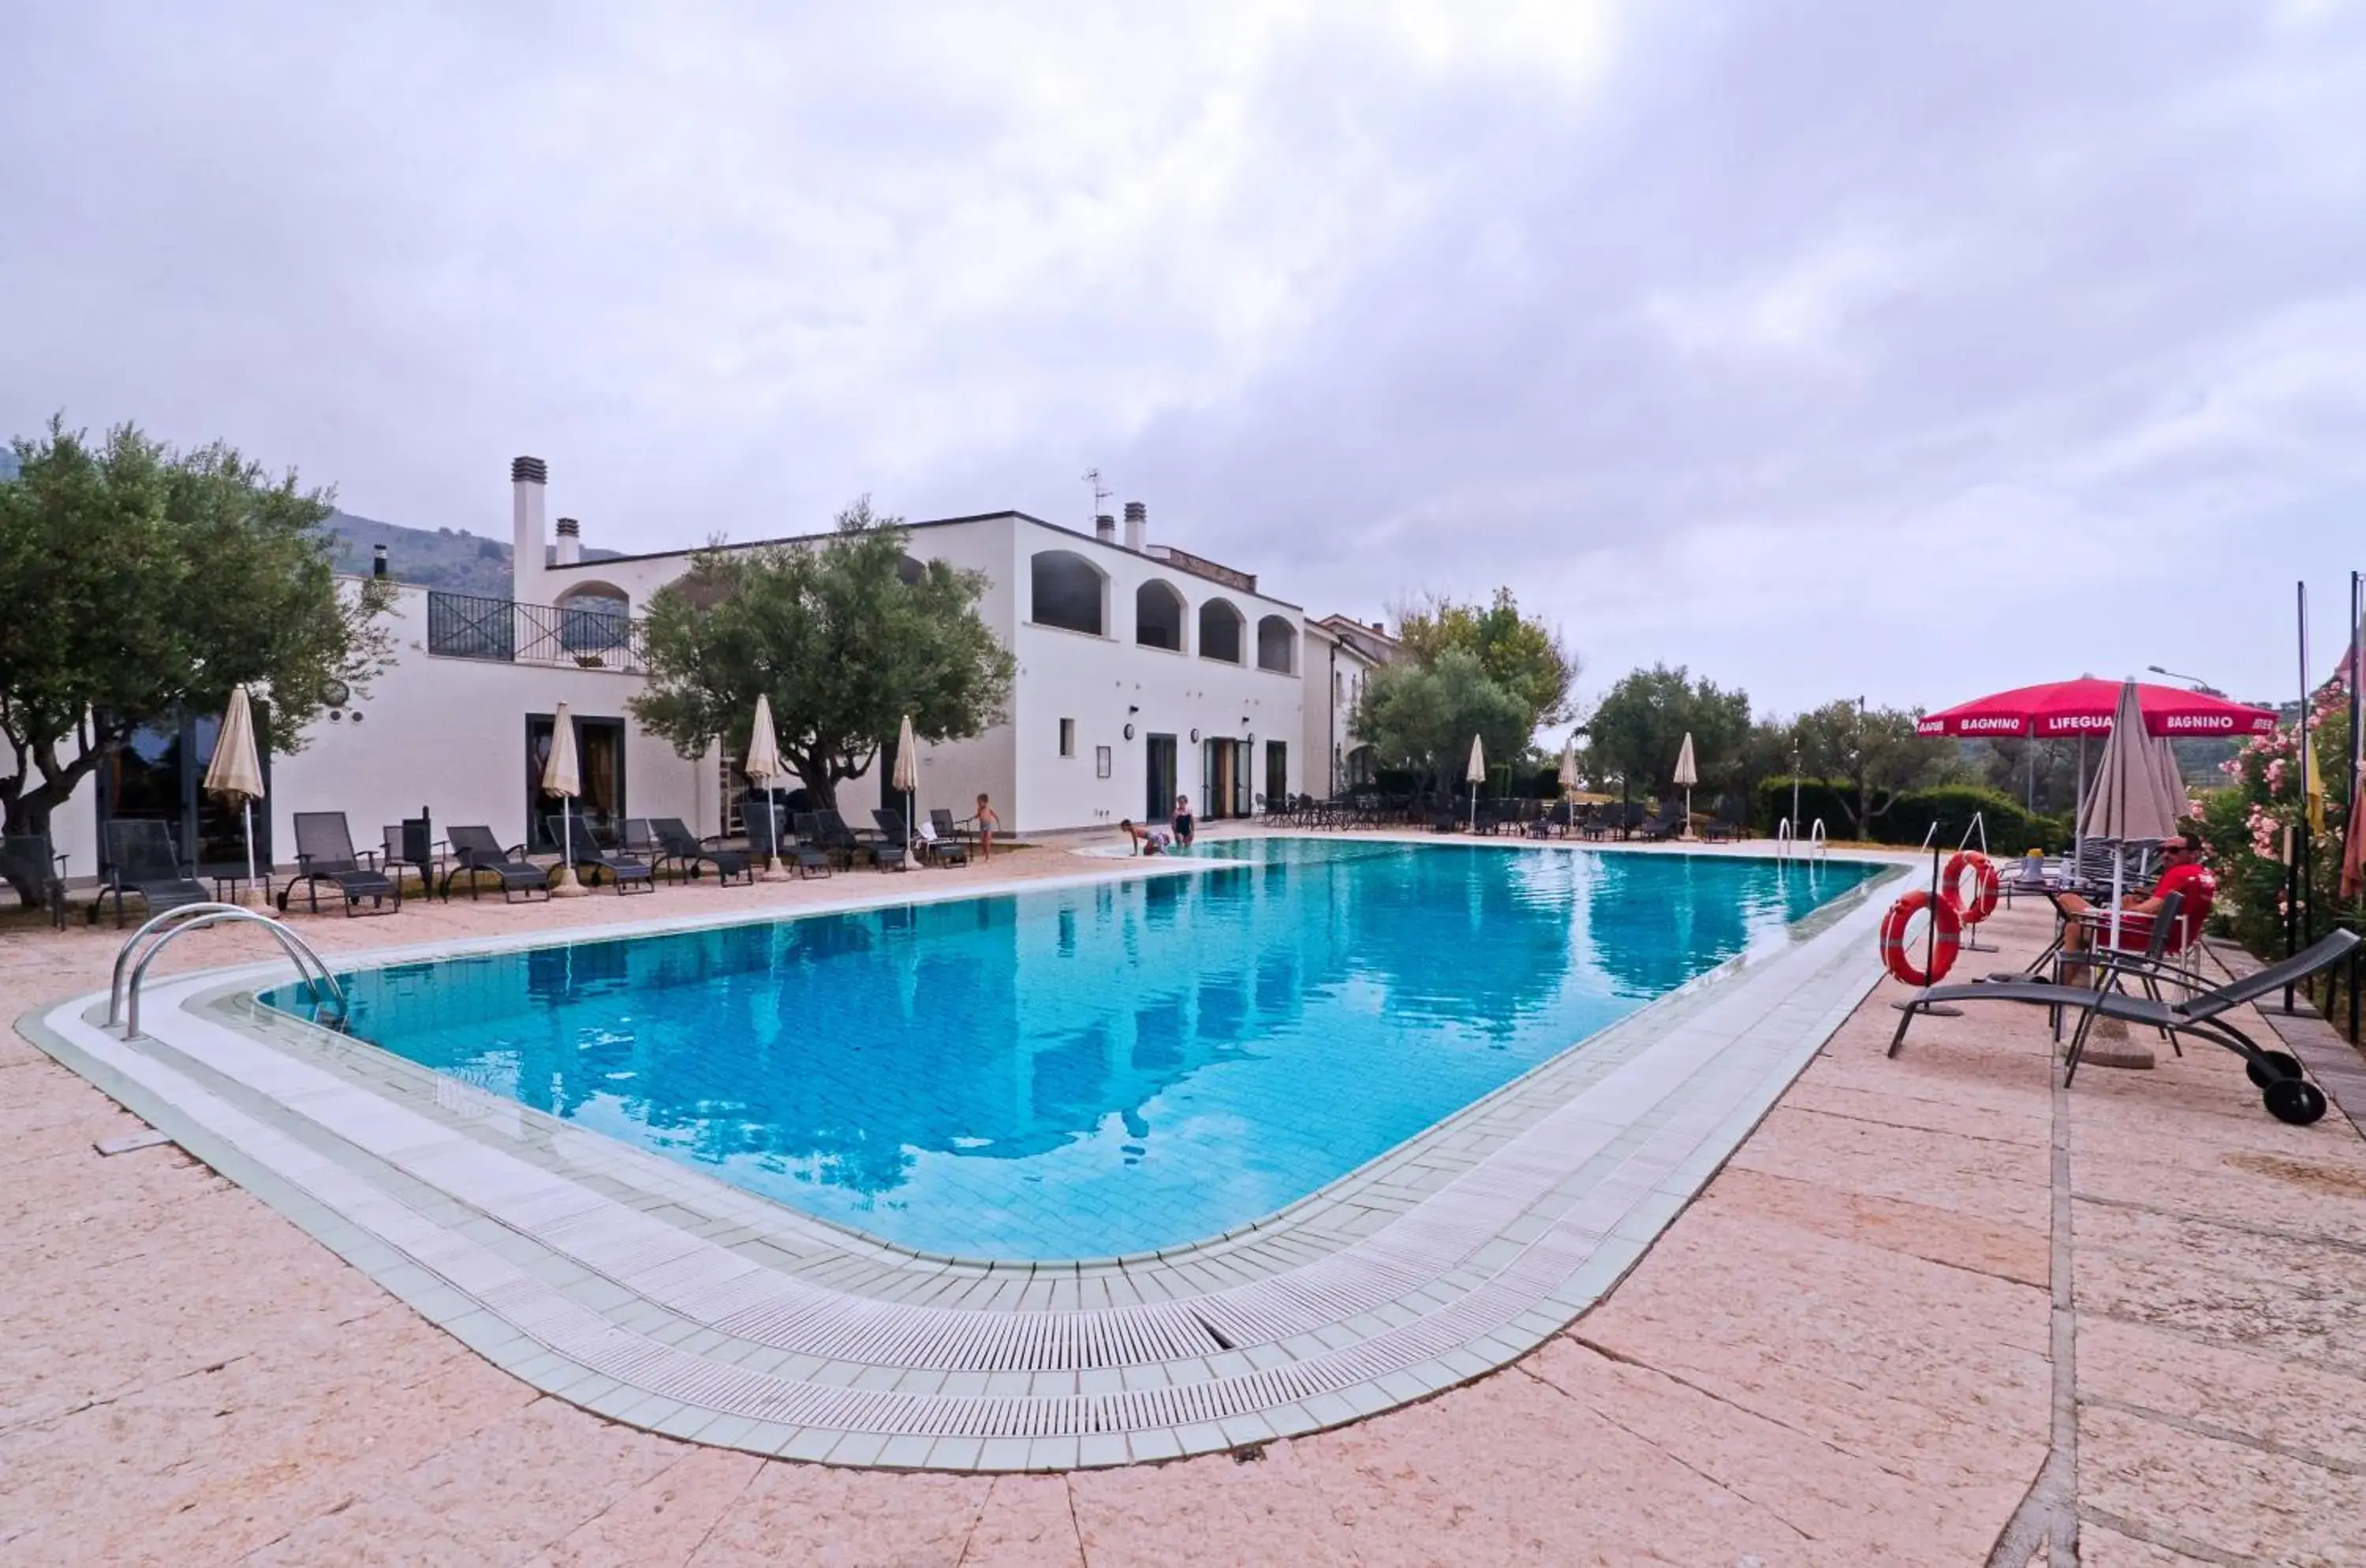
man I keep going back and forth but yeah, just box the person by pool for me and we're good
[972,793,1002,861]
[1171,795,1195,849]
[1119,819,1172,856]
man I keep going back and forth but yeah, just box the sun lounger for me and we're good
[1888,928,2360,1123]
[1700,798,1748,842]
[279,812,401,917]
[2,833,71,929]
[1639,801,1685,841]
[547,814,655,894]
[649,817,753,884]
[439,826,550,902]
[91,819,213,928]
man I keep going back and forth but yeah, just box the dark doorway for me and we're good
[95,703,274,874]
[878,729,902,813]
[1145,734,1177,821]
[1265,740,1288,807]
[1202,739,1251,819]
[527,713,627,849]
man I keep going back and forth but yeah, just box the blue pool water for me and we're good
[263,839,1879,1260]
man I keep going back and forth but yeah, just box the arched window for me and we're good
[1030,551,1106,637]
[554,581,632,654]
[1135,580,1187,651]
[1256,614,1295,674]
[1197,598,1245,663]
[896,554,927,586]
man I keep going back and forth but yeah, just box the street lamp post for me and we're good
[2147,663,2227,698]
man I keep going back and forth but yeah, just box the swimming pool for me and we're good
[262,838,1880,1260]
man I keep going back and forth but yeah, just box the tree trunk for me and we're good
[2,737,107,908]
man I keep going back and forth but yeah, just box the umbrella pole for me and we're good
[242,799,260,905]
[551,795,588,897]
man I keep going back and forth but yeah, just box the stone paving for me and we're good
[3,838,2364,1564]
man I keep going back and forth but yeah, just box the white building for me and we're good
[1300,614,1398,795]
[49,458,1309,881]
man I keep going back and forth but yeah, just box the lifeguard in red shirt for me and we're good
[2059,833,2215,977]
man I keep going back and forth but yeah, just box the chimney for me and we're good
[371,543,389,580]
[1095,513,1116,544]
[511,456,547,593]
[554,517,582,566]
[1123,500,1147,552]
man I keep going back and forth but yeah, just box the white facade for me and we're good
[522,486,1307,836]
[43,461,1312,879]
[1300,615,1398,795]
[45,581,713,882]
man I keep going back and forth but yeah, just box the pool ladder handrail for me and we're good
[110,902,349,1040]
[1774,817,1795,860]
[1808,818,1828,860]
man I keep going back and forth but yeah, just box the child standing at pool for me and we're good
[973,793,1002,861]
[1171,794,1195,849]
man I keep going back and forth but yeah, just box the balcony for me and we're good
[425,591,648,674]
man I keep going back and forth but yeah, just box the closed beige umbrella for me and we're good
[543,701,588,898]
[745,695,787,879]
[2075,678,2182,1067]
[1673,732,1699,840]
[203,684,266,902]
[1558,734,1580,834]
[893,713,919,866]
[1465,734,1485,831]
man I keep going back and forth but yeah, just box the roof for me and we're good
[550,509,1306,612]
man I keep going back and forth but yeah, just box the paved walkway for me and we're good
[4,846,2364,1564]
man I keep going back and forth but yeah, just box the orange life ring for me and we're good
[1879,890,1961,986]
[1943,850,2001,927]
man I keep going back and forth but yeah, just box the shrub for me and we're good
[1755,777,2066,854]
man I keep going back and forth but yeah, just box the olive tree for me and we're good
[629,499,1015,808]
[0,418,394,905]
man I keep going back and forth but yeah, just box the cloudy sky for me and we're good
[6,1,2364,719]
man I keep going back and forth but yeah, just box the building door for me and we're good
[95,703,274,872]
[1145,734,1177,821]
[1204,739,1249,819]
[527,713,628,849]
[1265,740,1288,808]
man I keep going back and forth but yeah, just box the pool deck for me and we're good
[6,831,2366,1563]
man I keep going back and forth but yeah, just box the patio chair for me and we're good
[928,807,968,847]
[93,819,212,928]
[1887,928,2360,1124]
[868,809,921,872]
[650,817,754,885]
[1639,801,1686,841]
[439,825,550,902]
[546,814,655,894]
[280,812,402,917]
[1700,798,1748,842]
[2,833,70,930]
[810,809,878,870]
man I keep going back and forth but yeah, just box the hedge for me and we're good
[1755,778,2067,855]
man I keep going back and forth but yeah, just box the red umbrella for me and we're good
[1918,678,2277,739]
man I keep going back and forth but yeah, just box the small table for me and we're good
[201,867,272,907]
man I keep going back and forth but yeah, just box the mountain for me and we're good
[322,510,620,598]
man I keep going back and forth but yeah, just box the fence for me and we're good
[425,591,647,673]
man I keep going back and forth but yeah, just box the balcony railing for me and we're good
[425,591,647,673]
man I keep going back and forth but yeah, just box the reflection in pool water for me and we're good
[264,839,1879,1259]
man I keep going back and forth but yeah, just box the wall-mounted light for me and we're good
[1189,728,1200,742]
[1123,723,1136,740]
[1128,704,1140,714]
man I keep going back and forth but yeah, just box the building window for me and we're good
[1030,551,1106,636]
[1135,580,1186,651]
[1198,598,1245,663]
[1058,718,1077,757]
[1256,614,1294,674]
[1095,745,1112,779]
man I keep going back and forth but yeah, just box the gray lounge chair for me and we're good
[547,814,655,894]
[280,812,401,916]
[1700,798,1748,842]
[1639,801,1686,841]
[649,817,754,884]
[440,825,550,902]
[2,833,70,929]
[1888,928,2360,1125]
[95,819,212,928]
